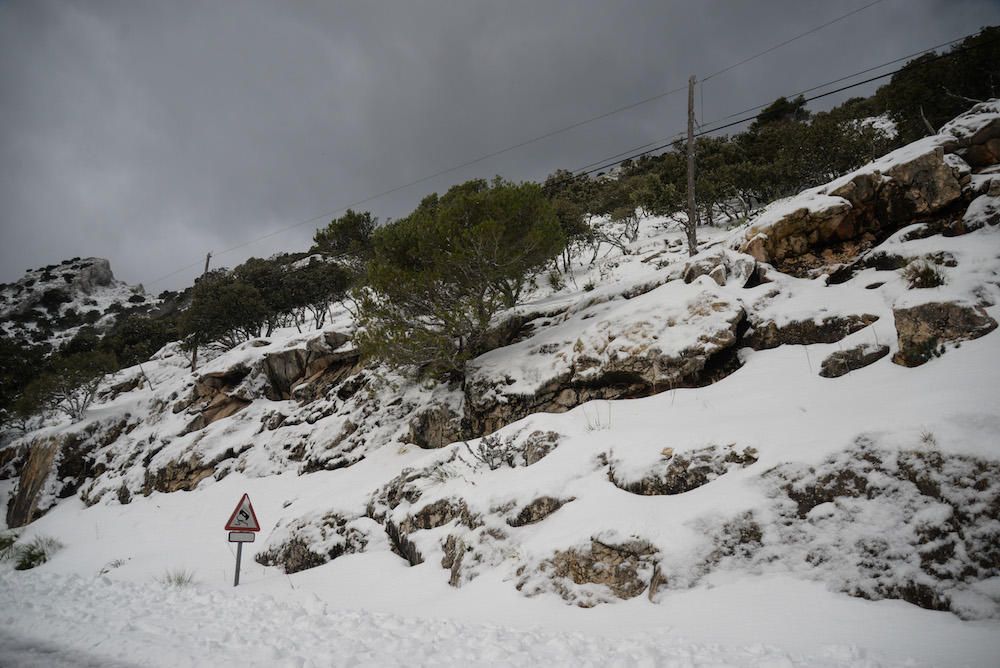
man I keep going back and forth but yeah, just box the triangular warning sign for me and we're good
[224,493,261,532]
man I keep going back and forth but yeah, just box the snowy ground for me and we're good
[4,564,998,667]
[3,103,1000,666]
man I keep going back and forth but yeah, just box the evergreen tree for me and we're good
[359,178,564,379]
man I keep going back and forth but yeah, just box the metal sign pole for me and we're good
[234,541,243,587]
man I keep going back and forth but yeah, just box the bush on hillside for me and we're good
[358,178,565,379]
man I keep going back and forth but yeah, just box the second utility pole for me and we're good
[685,74,698,257]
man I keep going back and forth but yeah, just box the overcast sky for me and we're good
[1,0,997,291]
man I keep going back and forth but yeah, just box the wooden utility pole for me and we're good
[190,251,212,373]
[685,75,698,257]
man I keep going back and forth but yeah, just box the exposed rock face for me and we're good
[255,512,374,574]
[609,444,758,496]
[399,497,476,534]
[964,194,1000,229]
[745,314,878,350]
[466,289,746,436]
[819,343,891,378]
[736,105,1000,275]
[405,404,463,449]
[892,302,998,367]
[440,524,509,587]
[256,537,328,573]
[262,331,359,402]
[682,251,758,288]
[177,365,253,435]
[141,456,217,495]
[176,333,361,436]
[522,538,660,606]
[74,258,115,294]
[5,437,61,528]
[507,496,572,527]
[761,438,1000,619]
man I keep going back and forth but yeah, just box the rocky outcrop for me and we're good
[737,103,1000,276]
[467,290,746,436]
[682,251,758,288]
[609,444,758,496]
[762,438,1000,619]
[399,497,477,534]
[73,258,116,294]
[141,456,217,495]
[176,333,361,436]
[262,331,359,402]
[819,343,890,378]
[745,314,877,350]
[892,302,997,367]
[5,436,60,528]
[176,365,252,435]
[405,404,463,449]
[507,496,573,527]
[255,512,374,574]
[521,538,661,606]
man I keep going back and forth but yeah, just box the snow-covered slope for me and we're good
[0,257,154,349]
[2,102,1000,667]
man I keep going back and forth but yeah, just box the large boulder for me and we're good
[819,343,890,378]
[892,301,998,367]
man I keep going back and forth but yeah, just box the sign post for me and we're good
[224,493,261,587]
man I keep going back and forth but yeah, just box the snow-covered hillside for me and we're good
[0,257,154,350]
[2,101,1000,667]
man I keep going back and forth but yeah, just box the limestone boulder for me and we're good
[819,343,890,378]
[892,301,998,367]
[745,314,878,350]
[520,538,661,606]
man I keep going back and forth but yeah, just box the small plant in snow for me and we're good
[12,535,63,570]
[98,558,129,575]
[583,402,612,431]
[0,531,19,560]
[158,568,197,587]
[463,433,521,471]
[919,429,938,448]
[902,261,945,289]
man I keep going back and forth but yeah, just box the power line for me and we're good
[702,0,886,82]
[706,33,970,126]
[147,3,884,286]
[546,31,997,190]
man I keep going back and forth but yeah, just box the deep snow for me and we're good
[2,103,1000,667]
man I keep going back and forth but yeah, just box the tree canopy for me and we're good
[358,177,564,379]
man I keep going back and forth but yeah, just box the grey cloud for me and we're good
[1,0,997,290]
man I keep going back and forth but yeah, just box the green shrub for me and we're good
[359,178,564,379]
[902,261,945,289]
[12,535,63,570]
[0,531,18,560]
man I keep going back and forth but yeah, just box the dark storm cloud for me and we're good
[1,0,997,290]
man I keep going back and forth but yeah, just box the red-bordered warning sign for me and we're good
[224,493,261,532]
